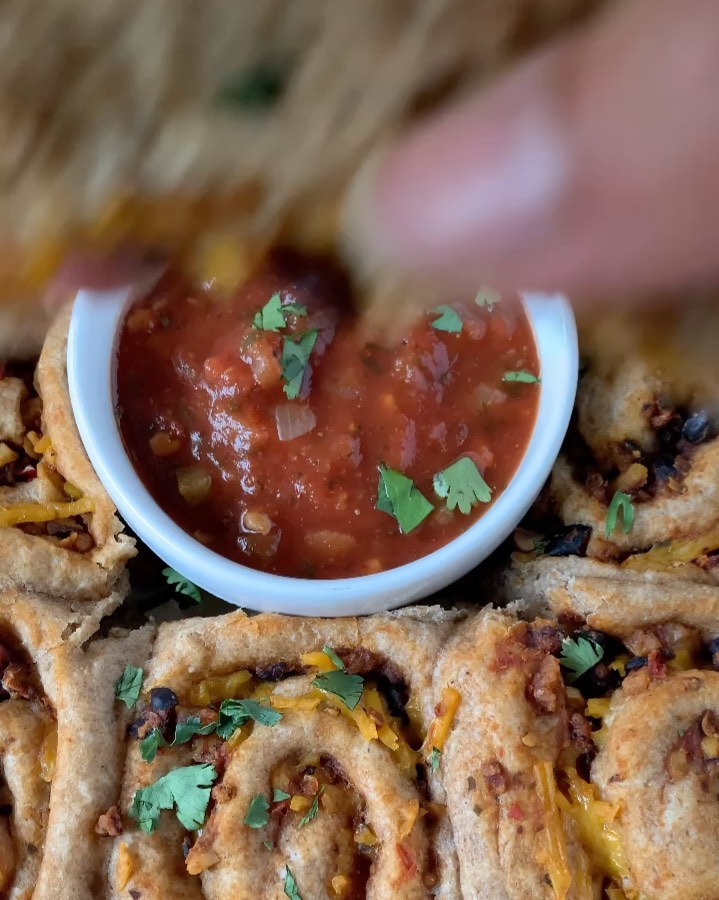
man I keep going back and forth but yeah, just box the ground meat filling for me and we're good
[0,638,44,704]
[566,400,717,507]
[666,709,719,784]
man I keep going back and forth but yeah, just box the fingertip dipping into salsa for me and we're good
[116,249,539,579]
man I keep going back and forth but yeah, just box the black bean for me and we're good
[150,687,178,712]
[682,411,714,444]
[625,656,647,671]
[708,637,719,655]
[544,525,592,558]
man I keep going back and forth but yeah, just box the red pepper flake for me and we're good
[396,842,417,881]
[507,802,524,821]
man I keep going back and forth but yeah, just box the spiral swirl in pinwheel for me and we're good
[0,309,134,609]
[111,608,460,899]
[436,562,719,899]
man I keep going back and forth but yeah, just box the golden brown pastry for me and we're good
[0,307,134,608]
[0,0,600,355]
[109,607,461,899]
[436,559,719,898]
[537,307,719,579]
[0,587,152,900]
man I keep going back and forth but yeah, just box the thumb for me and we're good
[349,0,719,300]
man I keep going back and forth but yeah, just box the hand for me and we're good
[353,0,719,300]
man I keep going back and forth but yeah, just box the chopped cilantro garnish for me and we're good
[140,729,165,762]
[281,331,318,399]
[141,701,282,761]
[273,788,291,802]
[140,716,218,763]
[559,637,604,683]
[322,645,345,671]
[252,293,308,332]
[475,286,501,308]
[433,457,491,515]
[263,839,274,849]
[215,63,286,112]
[297,786,324,829]
[128,764,217,834]
[534,538,550,556]
[162,567,202,603]
[428,747,441,772]
[115,665,143,708]
[376,465,434,533]
[605,491,635,538]
[216,698,283,740]
[430,305,463,334]
[502,370,540,384]
[312,670,364,710]
[244,793,270,829]
[284,867,302,900]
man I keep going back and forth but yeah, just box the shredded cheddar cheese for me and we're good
[425,686,461,755]
[561,768,631,889]
[63,482,84,501]
[115,842,134,892]
[300,650,337,672]
[331,874,350,895]
[622,527,719,572]
[270,693,322,712]
[0,443,18,467]
[39,729,57,783]
[534,761,572,900]
[0,497,94,528]
[397,799,420,839]
[187,669,252,707]
[290,795,312,813]
[353,825,378,846]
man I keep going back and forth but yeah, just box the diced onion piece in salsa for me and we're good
[176,466,211,505]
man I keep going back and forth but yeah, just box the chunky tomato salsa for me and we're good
[117,249,539,578]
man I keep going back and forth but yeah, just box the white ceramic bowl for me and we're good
[68,287,577,616]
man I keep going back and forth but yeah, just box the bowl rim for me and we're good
[68,286,577,616]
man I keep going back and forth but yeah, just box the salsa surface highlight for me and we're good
[116,250,539,578]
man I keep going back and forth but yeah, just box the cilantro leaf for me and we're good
[559,637,604,683]
[297,786,324,829]
[502,370,540,384]
[605,491,635,538]
[141,716,219,763]
[162,567,202,603]
[433,457,492,515]
[215,698,283,740]
[312,670,364,710]
[475,286,501,308]
[174,717,218,744]
[128,764,217,834]
[252,293,308,332]
[244,793,270,829]
[273,788,291,802]
[322,645,345,671]
[115,665,143,708]
[376,465,434,533]
[284,867,302,900]
[281,331,318,399]
[140,729,165,762]
[430,305,463,334]
[428,747,441,772]
[215,64,286,113]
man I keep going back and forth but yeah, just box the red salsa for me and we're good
[117,249,539,578]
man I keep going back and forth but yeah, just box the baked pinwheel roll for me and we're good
[541,309,719,578]
[438,558,719,898]
[0,586,152,899]
[109,607,460,899]
[0,307,134,607]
